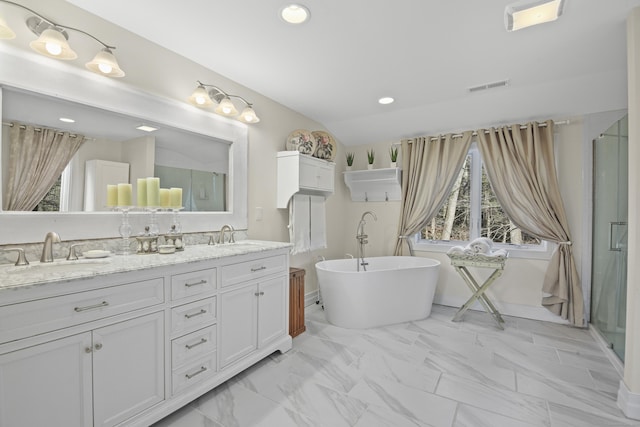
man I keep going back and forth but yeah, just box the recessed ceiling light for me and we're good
[136,125,158,132]
[378,97,394,105]
[280,4,310,24]
[59,117,75,123]
[505,0,564,31]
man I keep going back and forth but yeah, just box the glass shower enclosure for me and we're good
[591,115,628,361]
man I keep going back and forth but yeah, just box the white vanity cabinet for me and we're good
[0,278,165,427]
[0,242,292,427]
[219,254,288,368]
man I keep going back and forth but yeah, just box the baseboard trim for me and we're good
[305,289,320,308]
[433,294,570,324]
[618,380,640,420]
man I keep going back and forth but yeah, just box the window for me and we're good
[415,144,551,258]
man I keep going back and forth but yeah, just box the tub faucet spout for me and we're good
[356,211,377,272]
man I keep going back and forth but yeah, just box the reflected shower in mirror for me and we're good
[1,86,230,212]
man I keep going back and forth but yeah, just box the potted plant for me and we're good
[346,152,355,171]
[367,149,375,170]
[389,146,398,168]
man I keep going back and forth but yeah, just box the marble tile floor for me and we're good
[152,305,639,427]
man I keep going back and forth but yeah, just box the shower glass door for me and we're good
[591,115,628,361]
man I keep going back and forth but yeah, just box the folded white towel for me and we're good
[289,194,310,255]
[468,237,493,254]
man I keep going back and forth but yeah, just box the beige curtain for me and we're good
[4,123,86,211]
[394,132,472,255]
[476,120,584,326]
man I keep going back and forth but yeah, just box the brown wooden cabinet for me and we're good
[288,268,306,337]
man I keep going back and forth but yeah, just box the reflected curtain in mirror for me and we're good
[4,122,86,211]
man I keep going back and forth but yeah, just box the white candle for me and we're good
[169,187,183,208]
[137,178,147,207]
[159,188,170,207]
[106,184,118,207]
[117,183,132,206]
[146,177,160,207]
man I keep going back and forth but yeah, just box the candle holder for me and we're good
[145,207,160,236]
[115,206,133,255]
[170,207,184,233]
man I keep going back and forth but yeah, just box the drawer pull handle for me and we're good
[184,309,207,319]
[74,301,109,312]
[185,338,207,350]
[185,279,207,287]
[185,366,207,379]
[254,291,265,296]
[251,266,267,272]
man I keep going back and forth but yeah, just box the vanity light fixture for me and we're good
[0,15,16,39]
[505,0,565,32]
[0,0,125,77]
[188,81,261,123]
[280,4,310,25]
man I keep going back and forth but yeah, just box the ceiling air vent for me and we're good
[468,79,510,93]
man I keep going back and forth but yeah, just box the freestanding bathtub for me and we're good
[315,256,440,329]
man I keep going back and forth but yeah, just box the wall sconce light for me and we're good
[0,0,125,77]
[188,81,260,124]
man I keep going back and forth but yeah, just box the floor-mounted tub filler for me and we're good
[315,256,440,329]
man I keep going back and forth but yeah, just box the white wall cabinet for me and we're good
[0,244,291,427]
[277,151,335,208]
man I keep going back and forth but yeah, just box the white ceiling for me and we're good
[25,1,640,145]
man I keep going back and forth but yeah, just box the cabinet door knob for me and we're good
[94,343,103,351]
[85,347,92,354]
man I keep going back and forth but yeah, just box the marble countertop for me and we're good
[0,240,291,292]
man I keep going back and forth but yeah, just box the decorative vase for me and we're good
[346,165,353,171]
[367,164,374,170]
[390,161,397,168]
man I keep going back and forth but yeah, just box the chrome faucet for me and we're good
[356,211,377,271]
[218,224,235,244]
[41,232,61,263]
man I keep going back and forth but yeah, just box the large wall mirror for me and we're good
[0,47,248,245]
[2,86,230,213]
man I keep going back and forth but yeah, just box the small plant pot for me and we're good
[367,164,374,170]
[390,161,397,168]
[346,166,353,171]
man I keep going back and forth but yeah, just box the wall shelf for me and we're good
[343,168,401,202]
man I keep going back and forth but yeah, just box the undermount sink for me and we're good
[6,258,111,274]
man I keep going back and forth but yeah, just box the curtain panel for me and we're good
[4,123,86,211]
[394,132,472,255]
[476,120,584,326]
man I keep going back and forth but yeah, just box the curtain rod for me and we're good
[393,120,570,145]
[2,121,84,139]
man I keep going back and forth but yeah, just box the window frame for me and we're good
[413,143,555,260]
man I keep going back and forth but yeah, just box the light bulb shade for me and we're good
[29,28,77,59]
[0,16,16,39]
[238,106,260,123]
[188,85,214,107]
[86,48,125,77]
[215,97,239,116]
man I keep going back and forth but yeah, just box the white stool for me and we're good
[448,253,507,330]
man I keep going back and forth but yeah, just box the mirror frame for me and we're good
[0,45,248,245]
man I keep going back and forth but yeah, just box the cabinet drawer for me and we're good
[0,278,164,344]
[171,268,217,301]
[172,352,217,395]
[221,255,287,288]
[172,325,217,369]
[171,297,216,337]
